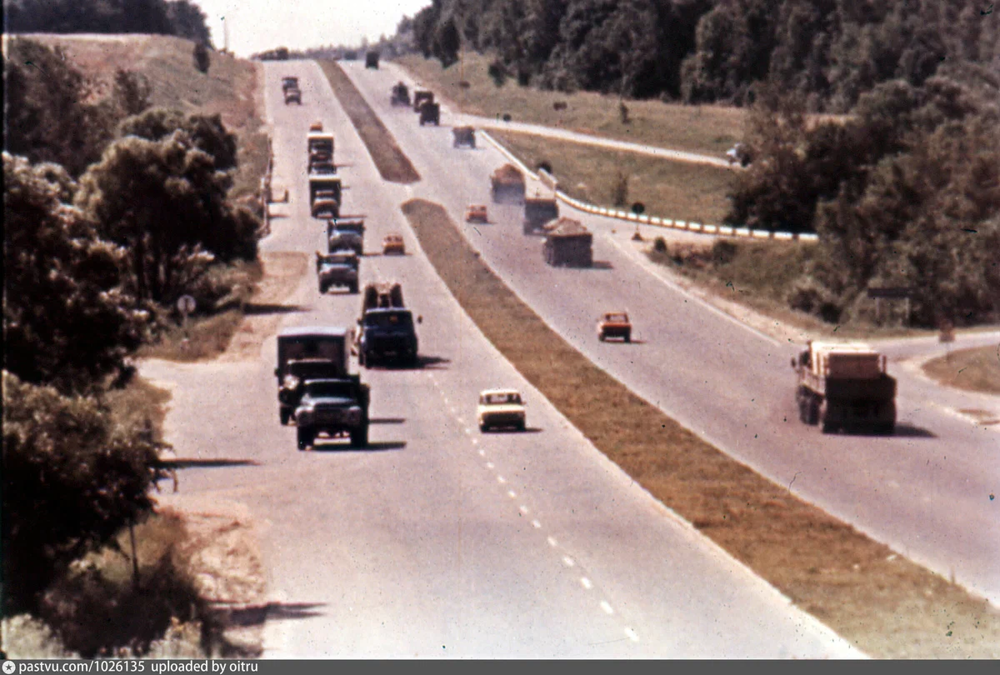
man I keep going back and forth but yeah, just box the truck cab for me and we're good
[294,378,370,450]
[357,308,420,368]
[275,327,353,425]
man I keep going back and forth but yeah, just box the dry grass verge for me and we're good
[403,198,1000,658]
[397,52,746,157]
[490,130,733,225]
[316,60,420,184]
[922,345,1000,395]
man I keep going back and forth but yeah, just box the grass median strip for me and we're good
[402,197,1000,658]
[316,60,420,184]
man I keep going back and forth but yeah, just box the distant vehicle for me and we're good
[792,341,896,434]
[413,91,434,113]
[316,250,360,295]
[284,88,302,105]
[282,77,299,93]
[465,205,488,223]
[523,197,559,235]
[391,82,410,107]
[453,126,476,148]
[309,121,323,132]
[307,131,335,165]
[490,164,526,204]
[382,234,406,255]
[419,102,440,126]
[726,143,752,167]
[543,218,592,267]
[311,198,340,220]
[598,312,632,343]
[294,378,370,450]
[365,51,380,69]
[327,218,365,256]
[308,175,342,207]
[310,161,337,175]
[477,389,526,432]
[343,50,358,61]
[275,326,353,426]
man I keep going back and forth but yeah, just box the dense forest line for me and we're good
[4,0,213,46]
[408,0,998,112]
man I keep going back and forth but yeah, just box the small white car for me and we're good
[477,389,526,432]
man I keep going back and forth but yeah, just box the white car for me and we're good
[477,389,526,432]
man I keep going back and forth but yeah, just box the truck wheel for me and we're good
[280,408,291,426]
[516,420,526,432]
[599,333,606,342]
[624,331,631,343]
[297,428,312,451]
[351,425,369,448]
[479,423,489,433]
[350,282,359,294]
[319,284,328,295]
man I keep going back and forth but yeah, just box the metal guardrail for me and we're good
[480,130,818,243]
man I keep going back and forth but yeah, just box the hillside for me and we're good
[24,33,267,198]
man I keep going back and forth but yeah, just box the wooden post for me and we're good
[129,518,140,590]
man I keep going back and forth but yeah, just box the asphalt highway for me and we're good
[139,60,867,657]
[343,60,1000,606]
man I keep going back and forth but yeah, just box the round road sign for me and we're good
[177,295,197,315]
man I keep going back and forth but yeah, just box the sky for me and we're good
[190,0,432,57]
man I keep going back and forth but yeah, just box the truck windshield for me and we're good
[305,382,355,398]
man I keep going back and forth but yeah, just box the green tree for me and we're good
[2,371,160,614]
[3,153,148,393]
[112,69,153,118]
[75,133,258,306]
[118,108,238,172]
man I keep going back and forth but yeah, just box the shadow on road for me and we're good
[370,417,406,424]
[481,427,543,434]
[310,440,406,452]
[887,423,937,439]
[243,303,307,316]
[162,458,259,469]
[591,260,614,270]
[222,602,328,627]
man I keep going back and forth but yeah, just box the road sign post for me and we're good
[177,294,197,343]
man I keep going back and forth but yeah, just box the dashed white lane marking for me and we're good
[625,627,640,642]
[486,462,494,469]
[497,475,507,484]
[519,505,530,515]
[471,438,478,445]
[600,601,615,615]
[563,556,575,568]
[508,490,517,499]
[531,519,541,529]
[464,428,472,435]
[478,449,485,456]
[547,537,558,547]
[580,577,593,590]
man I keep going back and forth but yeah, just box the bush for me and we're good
[653,237,669,254]
[193,42,211,74]
[2,372,160,614]
[711,240,739,266]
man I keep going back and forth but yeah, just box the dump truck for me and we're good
[523,197,559,235]
[413,90,434,113]
[284,88,301,105]
[275,326,354,426]
[282,77,299,93]
[365,51,379,69]
[490,164,526,204]
[543,218,592,267]
[792,341,897,434]
[327,218,365,256]
[391,82,411,107]
[316,250,360,295]
[453,126,476,148]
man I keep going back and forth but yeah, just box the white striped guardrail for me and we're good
[480,130,818,242]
